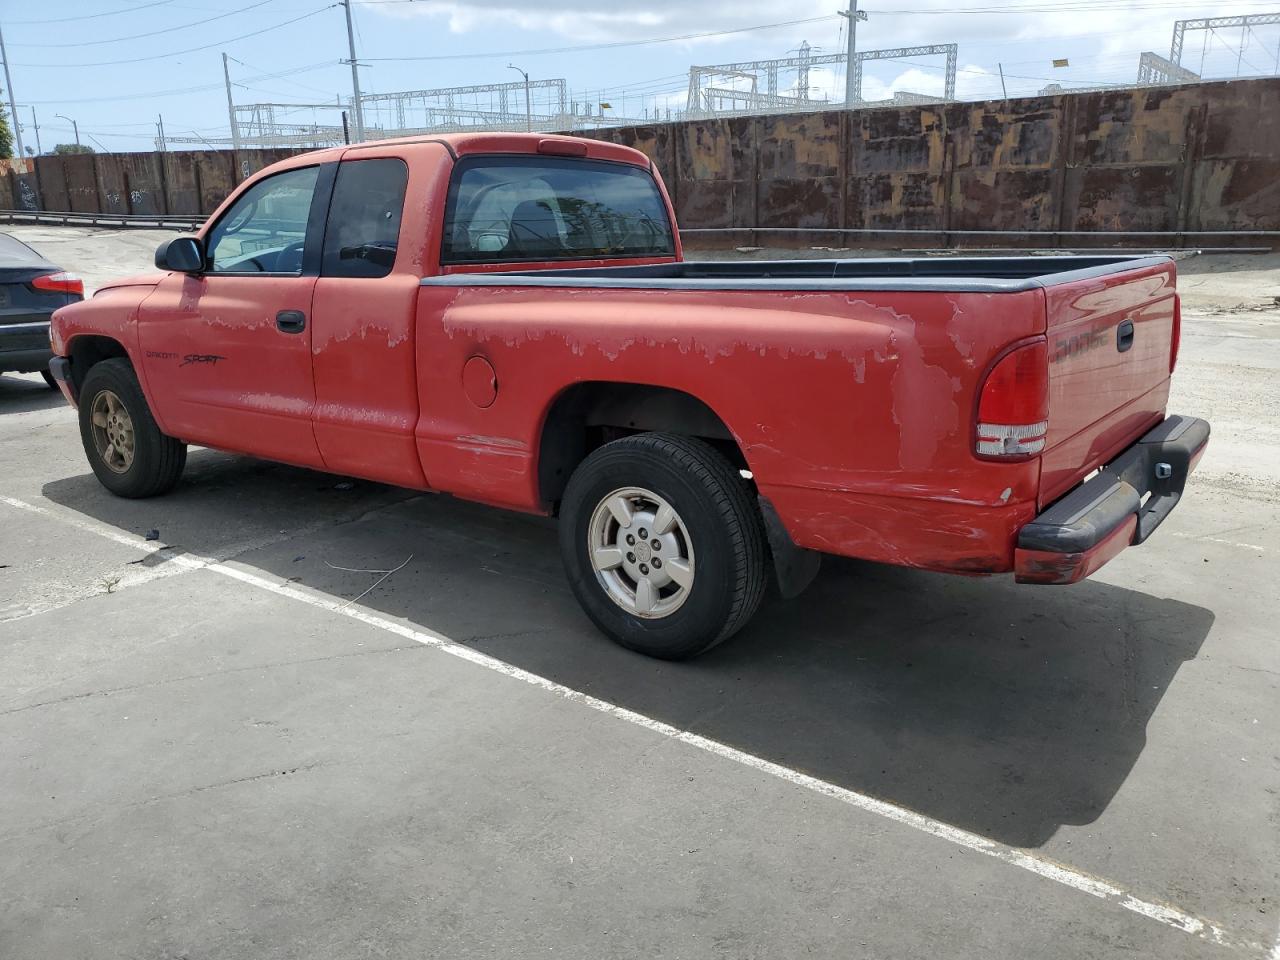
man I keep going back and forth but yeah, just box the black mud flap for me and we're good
[758,495,822,600]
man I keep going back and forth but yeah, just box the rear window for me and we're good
[441,156,674,264]
[0,232,52,269]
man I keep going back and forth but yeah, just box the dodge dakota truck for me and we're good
[48,132,1209,659]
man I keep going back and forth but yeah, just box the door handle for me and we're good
[1117,318,1135,353]
[276,310,306,334]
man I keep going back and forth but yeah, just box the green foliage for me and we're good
[53,143,95,155]
[0,99,14,158]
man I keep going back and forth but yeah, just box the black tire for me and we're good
[558,433,767,659]
[78,358,187,498]
[40,369,57,389]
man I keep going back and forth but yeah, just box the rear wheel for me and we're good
[559,433,766,659]
[78,358,186,498]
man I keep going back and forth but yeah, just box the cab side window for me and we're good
[206,166,319,274]
[321,158,409,279]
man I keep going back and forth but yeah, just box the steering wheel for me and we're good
[222,197,258,237]
[279,239,306,273]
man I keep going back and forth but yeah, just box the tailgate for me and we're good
[1039,260,1177,507]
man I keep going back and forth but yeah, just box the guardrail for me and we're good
[3,210,1275,251]
[0,209,205,230]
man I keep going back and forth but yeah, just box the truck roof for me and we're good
[270,132,652,171]
[351,131,652,168]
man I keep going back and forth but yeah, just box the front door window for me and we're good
[206,166,319,275]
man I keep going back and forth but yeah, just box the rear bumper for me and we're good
[1015,414,1210,584]
[0,319,53,372]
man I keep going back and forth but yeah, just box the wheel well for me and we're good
[68,336,129,393]
[537,382,748,509]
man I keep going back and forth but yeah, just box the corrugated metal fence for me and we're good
[0,148,297,219]
[3,78,1277,243]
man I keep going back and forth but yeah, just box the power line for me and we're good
[229,55,339,97]
[7,0,281,49]
[12,6,338,67]
[40,123,161,142]
[1208,24,1269,74]
[363,15,841,62]
[4,0,181,26]
[17,60,338,105]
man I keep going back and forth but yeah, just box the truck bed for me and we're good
[418,252,1179,572]
[424,255,1172,292]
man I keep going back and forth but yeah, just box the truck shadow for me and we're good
[0,374,66,414]
[42,451,1214,850]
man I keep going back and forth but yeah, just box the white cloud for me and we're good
[372,0,833,45]
[364,0,1280,97]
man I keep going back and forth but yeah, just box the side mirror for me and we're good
[155,236,205,273]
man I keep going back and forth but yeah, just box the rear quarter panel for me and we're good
[414,284,1047,570]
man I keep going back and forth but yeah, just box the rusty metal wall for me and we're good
[3,78,1277,244]
[591,76,1280,245]
[0,147,311,221]
[0,159,36,210]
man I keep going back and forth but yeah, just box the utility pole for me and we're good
[157,114,167,152]
[341,0,365,141]
[55,114,80,148]
[508,64,531,131]
[839,0,869,106]
[222,52,242,152]
[30,106,40,155]
[0,19,26,157]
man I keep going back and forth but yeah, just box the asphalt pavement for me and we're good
[0,232,1277,959]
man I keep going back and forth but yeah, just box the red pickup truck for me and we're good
[48,132,1208,658]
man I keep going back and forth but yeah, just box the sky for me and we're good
[2,0,1279,153]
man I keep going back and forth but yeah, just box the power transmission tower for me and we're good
[1170,13,1280,67]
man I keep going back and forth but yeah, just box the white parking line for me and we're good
[1170,531,1268,553]
[0,495,213,622]
[0,492,1268,955]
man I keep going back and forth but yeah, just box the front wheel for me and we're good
[78,358,187,498]
[558,433,767,659]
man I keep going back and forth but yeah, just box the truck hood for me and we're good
[94,273,166,295]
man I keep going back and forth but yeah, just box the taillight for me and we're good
[1170,294,1181,373]
[976,339,1049,458]
[32,272,84,297]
